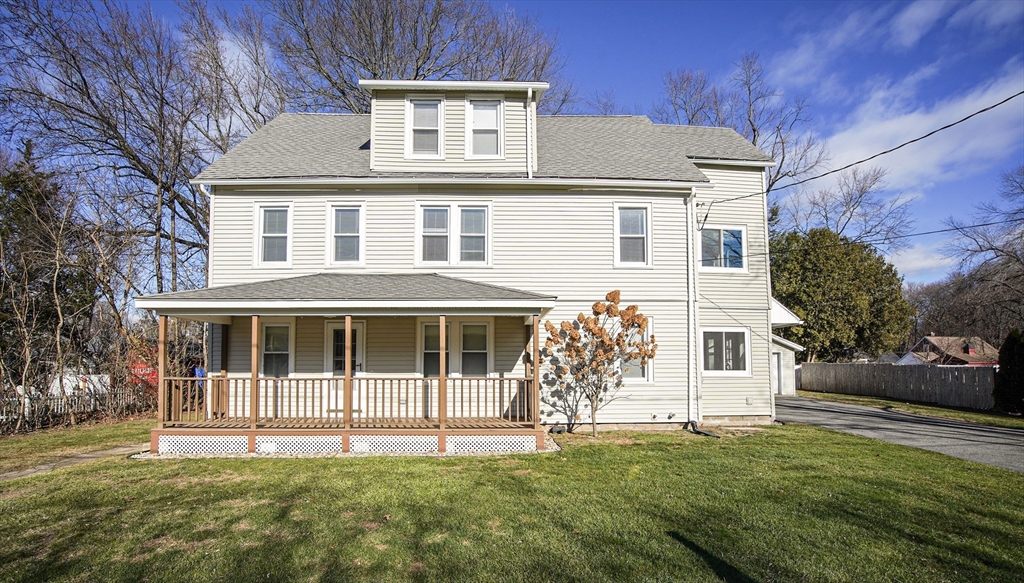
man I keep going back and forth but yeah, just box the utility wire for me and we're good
[715,217,1024,263]
[695,89,1024,228]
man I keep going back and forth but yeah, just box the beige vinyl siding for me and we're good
[698,307,772,417]
[371,91,529,173]
[208,164,774,423]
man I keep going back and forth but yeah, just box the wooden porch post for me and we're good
[157,315,167,430]
[533,315,541,431]
[438,315,447,430]
[344,315,352,430]
[250,315,259,431]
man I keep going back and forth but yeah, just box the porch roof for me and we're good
[135,273,557,320]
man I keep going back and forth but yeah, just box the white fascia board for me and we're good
[690,158,776,168]
[771,334,805,352]
[189,176,710,192]
[359,79,549,96]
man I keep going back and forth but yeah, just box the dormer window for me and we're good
[407,97,444,158]
[466,98,503,158]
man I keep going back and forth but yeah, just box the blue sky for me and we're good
[505,0,1024,283]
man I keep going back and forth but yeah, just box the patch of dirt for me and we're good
[410,562,426,574]
[375,544,389,551]
[232,520,253,532]
[426,533,447,543]
[361,522,380,531]
[513,469,531,475]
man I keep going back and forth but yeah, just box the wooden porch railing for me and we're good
[162,375,537,428]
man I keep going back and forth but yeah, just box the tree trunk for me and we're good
[590,393,600,437]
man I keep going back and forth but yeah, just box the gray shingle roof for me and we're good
[534,116,707,182]
[194,112,770,183]
[139,273,554,302]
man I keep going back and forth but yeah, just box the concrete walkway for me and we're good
[775,396,1024,473]
[0,443,149,483]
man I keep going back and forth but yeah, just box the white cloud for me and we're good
[823,61,1024,192]
[888,241,958,282]
[769,7,891,90]
[949,0,1024,31]
[889,0,958,48]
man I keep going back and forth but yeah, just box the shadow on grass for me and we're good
[667,531,757,583]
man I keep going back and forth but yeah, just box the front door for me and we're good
[327,322,365,376]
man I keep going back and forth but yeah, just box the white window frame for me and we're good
[700,326,752,377]
[414,316,495,377]
[258,317,296,377]
[613,202,653,268]
[253,202,293,268]
[414,201,493,268]
[324,202,366,267]
[619,317,654,384]
[323,320,367,377]
[405,95,445,160]
[699,224,748,273]
[464,96,505,160]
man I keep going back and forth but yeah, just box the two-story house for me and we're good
[136,79,777,455]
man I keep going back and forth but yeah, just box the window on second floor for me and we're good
[256,204,291,266]
[614,203,652,267]
[416,202,491,266]
[328,204,364,265]
[407,98,444,159]
[466,99,503,158]
[701,225,745,271]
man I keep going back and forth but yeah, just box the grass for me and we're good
[0,415,154,474]
[0,425,1022,582]
[797,390,1024,430]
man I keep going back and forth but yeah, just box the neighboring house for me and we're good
[135,79,778,455]
[895,336,999,366]
[769,299,804,396]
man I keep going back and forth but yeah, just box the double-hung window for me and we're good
[262,324,291,377]
[422,323,450,378]
[701,225,745,270]
[467,99,502,158]
[256,204,290,266]
[329,204,363,265]
[408,98,443,158]
[702,328,750,375]
[421,207,450,263]
[460,323,489,376]
[417,202,491,266]
[614,203,652,267]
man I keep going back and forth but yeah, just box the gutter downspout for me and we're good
[686,191,700,425]
[526,88,534,179]
[762,170,776,420]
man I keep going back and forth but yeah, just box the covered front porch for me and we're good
[137,274,556,454]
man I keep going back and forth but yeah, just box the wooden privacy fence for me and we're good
[801,363,996,410]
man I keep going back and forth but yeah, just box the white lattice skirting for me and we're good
[448,435,537,453]
[349,435,439,453]
[156,434,539,454]
[158,435,248,454]
[255,435,344,454]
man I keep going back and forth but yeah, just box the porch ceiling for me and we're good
[135,273,556,320]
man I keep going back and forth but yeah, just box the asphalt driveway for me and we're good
[775,396,1024,473]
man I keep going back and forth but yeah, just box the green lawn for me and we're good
[797,390,1024,430]
[0,416,154,474]
[1,426,1021,582]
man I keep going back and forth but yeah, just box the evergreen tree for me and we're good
[771,228,914,362]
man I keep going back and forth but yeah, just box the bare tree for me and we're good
[650,53,829,195]
[781,166,914,252]
[0,0,209,295]
[261,0,573,114]
[947,165,1024,278]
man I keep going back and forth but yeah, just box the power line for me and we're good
[723,217,1024,262]
[775,90,1024,191]
[695,89,1024,227]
